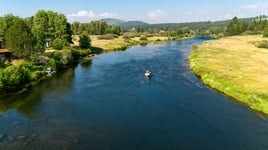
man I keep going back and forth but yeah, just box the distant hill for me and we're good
[120,21,149,27]
[101,16,258,31]
[101,18,125,26]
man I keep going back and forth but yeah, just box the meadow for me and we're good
[190,35,268,114]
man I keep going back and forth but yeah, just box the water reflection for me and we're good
[0,67,76,117]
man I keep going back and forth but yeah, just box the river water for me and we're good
[1,38,268,149]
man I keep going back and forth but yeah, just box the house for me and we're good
[0,49,11,62]
[0,38,11,62]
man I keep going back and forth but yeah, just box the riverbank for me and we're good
[80,35,170,51]
[189,35,268,115]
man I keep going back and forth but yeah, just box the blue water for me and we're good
[1,38,268,149]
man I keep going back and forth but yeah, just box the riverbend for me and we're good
[1,38,268,149]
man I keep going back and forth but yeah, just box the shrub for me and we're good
[139,36,148,41]
[254,40,268,49]
[47,58,57,70]
[52,38,66,50]
[71,48,91,59]
[97,34,118,40]
[79,34,91,49]
[30,70,45,80]
[0,65,30,92]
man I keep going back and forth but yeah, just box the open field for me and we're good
[72,35,169,51]
[91,36,129,51]
[190,35,268,114]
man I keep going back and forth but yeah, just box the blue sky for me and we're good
[1,0,268,23]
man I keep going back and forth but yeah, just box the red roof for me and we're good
[0,49,11,53]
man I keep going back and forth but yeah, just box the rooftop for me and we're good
[0,49,11,53]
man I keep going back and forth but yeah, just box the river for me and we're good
[1,38,268,149]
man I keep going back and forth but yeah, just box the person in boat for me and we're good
[144,70,152,77]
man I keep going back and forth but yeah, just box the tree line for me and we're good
[71,21,121,35]
[1,10,268,94]
[0,10,73,59]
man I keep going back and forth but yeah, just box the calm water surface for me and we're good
[1,38,268,149]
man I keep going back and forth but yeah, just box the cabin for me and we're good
[0,49,11,62]
[0,38,11,62]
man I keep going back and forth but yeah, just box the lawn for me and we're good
[189,35,268,114]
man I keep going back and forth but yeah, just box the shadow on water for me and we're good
[0,67,76,117]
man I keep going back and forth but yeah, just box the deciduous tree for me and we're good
[5,19,33,58]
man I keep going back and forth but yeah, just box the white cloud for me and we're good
[147,9,169,20]
[68,10,96,18]
[68,10,118,21]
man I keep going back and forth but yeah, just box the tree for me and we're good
[71,21,81,35]
[0,14,19,38]
[225,17,242,36]
[5,19,34,58]
[32,10,48,52]
[176,27,189,36]
[32,10,72,51]
[79,34,91,49]
[263,25,268,37]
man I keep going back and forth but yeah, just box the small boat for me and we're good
[144,70,152,77]
[45,68,56,76]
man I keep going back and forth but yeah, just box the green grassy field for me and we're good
[190,35,268,115]
[72,35,169,51]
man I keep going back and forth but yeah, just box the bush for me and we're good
[139,36,148,41]
[30,70,45,80]
[0,65,30,92]
[71,48,91,59]
[254,40,268,49]
[97,34,118,40]
[79,34,91,49]
[52,38,66,50]
[47,58,57,70]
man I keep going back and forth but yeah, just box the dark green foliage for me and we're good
[0,14,19,38]
[5,19,34,58]
[72,20,109,35]
[52,38,66,50]
[32,10,71,51]
[106,25,121,35]
[176,27,189,36]
[47,58,57,70]
[48,50,73,68]
[79,34,91,49]
[225,17,242,36]
[263,25,268,37]
[71,48,91,59]
[0,65,30,92]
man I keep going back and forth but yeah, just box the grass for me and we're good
[189,35,268,115]
[91,36,129,51]
[72,35,170,51]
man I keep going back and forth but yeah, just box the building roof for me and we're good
[0,49,11,53]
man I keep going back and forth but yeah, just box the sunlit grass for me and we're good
[91,36,129,51]
[90,35,169,51]
[190,35,268,114]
